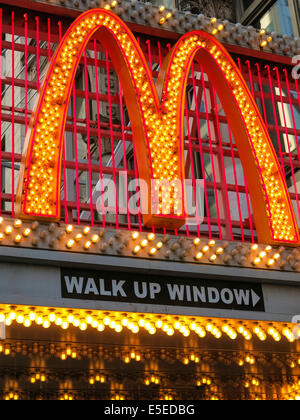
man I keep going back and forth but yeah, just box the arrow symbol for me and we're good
[251,290,261,308]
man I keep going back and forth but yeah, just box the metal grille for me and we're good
[1,8,300,243]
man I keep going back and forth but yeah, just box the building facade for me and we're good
[0,0,299,400]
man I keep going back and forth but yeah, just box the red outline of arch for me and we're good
[15,9,300,245]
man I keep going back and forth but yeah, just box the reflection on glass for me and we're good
[258,0,297,37]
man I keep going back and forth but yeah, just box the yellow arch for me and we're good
[16,9,300,245]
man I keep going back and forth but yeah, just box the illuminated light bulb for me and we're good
[75,233,83,242]
[9,312,16,320]
[14,234,22,244]
[193,237,201,246]
[132,231,139,240]
[160,17,166,25]
[91,234,100,243]
[253,257,261,266]
[216,247,224,255]
[66,239,75,249]
[23,228,31,237]
[260,40,268,48]
[195,252,203,261]
[209,254,217,262]
[267,258,275,267]
[252,244,259,251]
[66,225,73,233]
[23,319,31,328]
[202,245,209,253]
[80,322,87,331]
[14,220,22,228]
[273,253,280,260]
[158,5,165,12]
[5,226,13,235]
[84,241,92,250]
[156,242,163,249]
[140,239,148,248]
[259,251,267,259]
[0,233,4,242]
[149,248,157,256]
[133,245,141,255]
[83,226,91,235]
[0,217,3,225]
[147,233,155,241]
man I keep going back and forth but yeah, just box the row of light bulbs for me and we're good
[0,304,297,344]
[2,216,300,271]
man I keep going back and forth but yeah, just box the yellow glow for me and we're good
[132,231,139,240]
[23,228,31,237]
[147,233,156,241]
[66,239,75,249]
[0,304,295,346]
[193,237,201,245]
[5,226,13,235]
[14,219,22,228]
[133,245,141,255]
[66,225,73,233]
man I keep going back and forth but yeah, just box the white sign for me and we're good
[0,322,5,340]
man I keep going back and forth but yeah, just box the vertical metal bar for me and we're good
[265,65,292,199]
[212,87,233,241]
[11,11,15,218]
[84,50,94,226]
[146,40,153,76]
[274,66,300,220]
[94,40,105,228]
[59,22,68,224]
[58,21,62,41]
[191,63,212,238]
[227,124,245,241]
[47,17,51,62]
[283,68,300,194]
[245,60,255,97]
[200,65,222,239]
[238,58,255,242]
[35,16,40,91]
[72,86,80,226]
[185,98,200,237]
[157,41,162,69]
[131,131,142,232]
[24,13,28,134]
[255,63,268,124]
[105,50,119,229]
[119,81,131,231]
[295,78,300,111]
[0,8,2,214]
